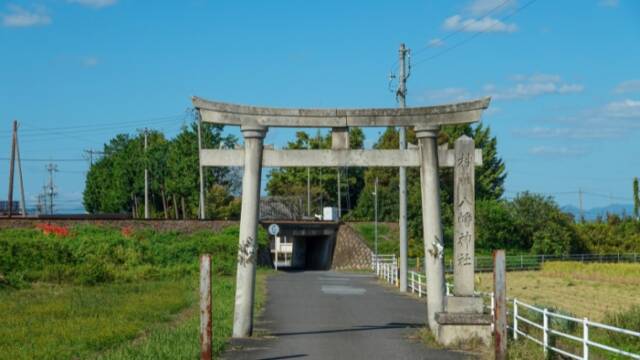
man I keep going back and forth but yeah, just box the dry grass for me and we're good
[477,262,640,321]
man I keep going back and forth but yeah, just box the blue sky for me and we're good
[0,0,639,212]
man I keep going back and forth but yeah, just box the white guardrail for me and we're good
[372,254,640,359]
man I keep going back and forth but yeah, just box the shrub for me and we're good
[0,224,267,287]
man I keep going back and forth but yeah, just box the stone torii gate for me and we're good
[193,96,491,339]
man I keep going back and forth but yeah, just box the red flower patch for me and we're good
[121,226,134,238]
[35,223,69,237]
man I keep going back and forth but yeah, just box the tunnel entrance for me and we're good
[264,221,339,271]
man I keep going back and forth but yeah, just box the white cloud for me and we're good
[529,146,587,157]
[514,127,623,139]
[614,80,640,94]
[67,0,117,8]
[443,14,517,33]
[599,0,619,7]
[81,56,99,67]
[428,38,445,47]
[603,99,640,118]
[466,0,517,16]
[516,98,640,141]
[1,5,51,28]
[485,73,583,100]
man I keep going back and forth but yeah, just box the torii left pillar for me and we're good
[233,124,267,337]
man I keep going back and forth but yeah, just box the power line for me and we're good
[411,0,514,59]
[411,0,540,68]
[0,157,85,162]
[0,114,184,136]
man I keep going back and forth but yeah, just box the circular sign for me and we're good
[268,223,280,236]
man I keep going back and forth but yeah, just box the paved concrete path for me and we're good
[224,271,467,360]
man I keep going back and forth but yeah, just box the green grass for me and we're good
[99,271,270,360]
[0,224,268,288]
[0,224,271,359]
[0,280,195,359]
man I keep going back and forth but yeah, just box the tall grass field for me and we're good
[0,223,268,359]
[478,261,640,358]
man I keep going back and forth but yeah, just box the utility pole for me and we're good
[374,176,379,257]
[197,113,206,220]
[83,149,104,166]
[144,129,150,219]
[578,188,584,223]
[15,123,26,216]
[397,43,411,292]
[337,168,341,218]
[46,163,58,215]
[7,120,17,218]
[307,167,311,217]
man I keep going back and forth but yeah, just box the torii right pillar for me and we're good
[436,135,492,346]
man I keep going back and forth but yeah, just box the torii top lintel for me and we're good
[192,96,491,128]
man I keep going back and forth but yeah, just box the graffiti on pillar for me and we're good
[237,236,256,266]
[428,236,444,259]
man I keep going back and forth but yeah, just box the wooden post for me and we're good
[494,249,507,360]
[200,254,212,360]
[7,120,17,218]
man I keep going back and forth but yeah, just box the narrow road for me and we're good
[224,271,466,360]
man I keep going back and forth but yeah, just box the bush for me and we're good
[0,224,267,287]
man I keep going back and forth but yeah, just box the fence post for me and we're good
[520,255,523,269]
[543,308,549,356]
[513,299,518,340]
[494,250,507,360]
[418,277,422,297]
[583,318,589,360]
[200,254,212,360]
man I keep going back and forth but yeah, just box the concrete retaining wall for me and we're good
[332,223,373,270]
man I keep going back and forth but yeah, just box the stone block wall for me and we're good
[331,223,373,270]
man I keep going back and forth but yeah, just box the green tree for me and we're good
[508,192,583,254]
[348,123,506,249]
[266,128,365,216]
[83,115,239,217]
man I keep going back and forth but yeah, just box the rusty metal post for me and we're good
[200,254,213,360]
[494,250,507,360]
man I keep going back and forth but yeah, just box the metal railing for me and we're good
[449,253,640,273]
[513,299,640,359]
[372,254,640,359]
[373,254,399,286]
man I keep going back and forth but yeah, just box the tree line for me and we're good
[83,119,241,219]
[84,118,640,255]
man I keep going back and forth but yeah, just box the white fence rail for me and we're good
[371,254,640,359]
[513,298,640,360]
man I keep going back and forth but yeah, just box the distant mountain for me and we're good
[561,204,634,221]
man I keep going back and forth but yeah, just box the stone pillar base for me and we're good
[435,312,492,347]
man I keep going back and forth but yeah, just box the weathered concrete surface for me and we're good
[331,223,373,270]
[200,148,482,168]
[194,96,491,128]
[445,295,484,314]
[435,313,492,347]
[417,125,446,334]
[453,135,476,296]
[233,125,267,338]
[224,271,466,360]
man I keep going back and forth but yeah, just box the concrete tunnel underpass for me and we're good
[263,222,339,271]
